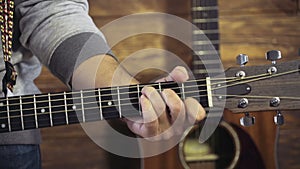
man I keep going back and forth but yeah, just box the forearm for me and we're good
[72,54,138,90]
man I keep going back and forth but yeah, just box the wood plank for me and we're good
[88,0,189,17]
[219,0,298,15]
[219,14,300,67]
[278,111,300,169]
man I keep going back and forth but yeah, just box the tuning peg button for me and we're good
[240,112,255,127]
[236,54,249,67]
[266,50,282,64]
[274,111,284,126]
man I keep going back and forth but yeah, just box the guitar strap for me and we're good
[0,0,17,97]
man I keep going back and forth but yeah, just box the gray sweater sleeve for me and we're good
[15,0,114,86]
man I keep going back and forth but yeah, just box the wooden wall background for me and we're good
[35,0,300,169]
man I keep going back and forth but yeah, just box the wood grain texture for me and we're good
[278,111,300,169]
[224,59,300,113]
[33,0,300,169]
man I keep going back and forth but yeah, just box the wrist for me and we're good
[72,54,138,90]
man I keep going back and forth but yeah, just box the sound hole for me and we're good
[179,121,240,169]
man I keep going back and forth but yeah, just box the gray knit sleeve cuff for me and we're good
[49,32,115,87]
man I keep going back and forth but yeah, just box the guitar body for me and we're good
[178,110,265,169]
[223,110,277,169]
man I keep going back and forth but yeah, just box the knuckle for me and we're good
[172,103,183,113]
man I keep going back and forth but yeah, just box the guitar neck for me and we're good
[0,80,211,133]
[191,0,222,77]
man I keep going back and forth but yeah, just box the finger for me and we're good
[126,95,159,137]
[141,86,166,118]
[142,86,172,135]
[161,89,185,123]
[169,66,189,82]
[155,66,189,83]
[184,97,206,124]
[161,89,186,135]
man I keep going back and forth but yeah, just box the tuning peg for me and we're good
[266,50,282,64]
[236,54,249,67]
[274,111,284,126]
[240,112,255,127]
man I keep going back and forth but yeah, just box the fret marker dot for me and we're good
[0,103,3,106]
[108,101,112,106]
[72,105,76,110]
[41,109,45,113]
[1,124,5,128]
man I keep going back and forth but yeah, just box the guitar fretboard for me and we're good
[0,80,211,133]
[191,0,222,77]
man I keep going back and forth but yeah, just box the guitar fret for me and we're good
[158,83,162,92]
[193,29,219,34]
[193,40,219,45]
[98,88,103,120]
[192,6,218,11]
[6,98,11,132]
[117,87,122,118]
[64,92,69,125]
[48,93,53,127]
[194,50,219,56]
[33,95,38,128]
[19,96,24,131]
[192,10,218,19]
[193,22,218,30]
[193,59,221,65]
[80,90,85,123]
[181,83,186,100]
[192,18,218,23]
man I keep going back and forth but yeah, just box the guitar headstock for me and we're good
[220,51,300,114]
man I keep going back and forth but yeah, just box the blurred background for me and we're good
[35,0,300,169]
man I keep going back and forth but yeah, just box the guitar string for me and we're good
[2,97,300,129]
[0,67,297,109]
[4,91,300,130]
[0,89,207,116]
[0,68,284,104]
[4,92,300,120]
[213,69,300,91]
[5,77,300,117]
[0,69,299,118]
[0,68,299,121]
[1,88,300,124]
[0,79,214,106]
[0,62,291,104]
[0,64,282,103]
[5,90,300,119]
[2,96,300,128]
[0,84,209,109]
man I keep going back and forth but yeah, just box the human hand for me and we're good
[125,66,206,140]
